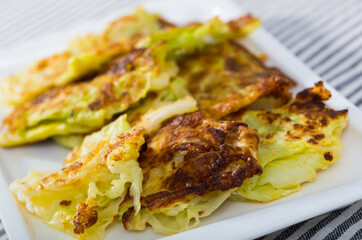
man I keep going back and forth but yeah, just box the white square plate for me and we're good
[1,0,362,239]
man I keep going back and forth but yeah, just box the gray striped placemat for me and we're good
[0,0,361,239]
[241,0,362,239]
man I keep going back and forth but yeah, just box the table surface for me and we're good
[0,0,361,239]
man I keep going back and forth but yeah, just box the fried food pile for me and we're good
[2,9,347,240]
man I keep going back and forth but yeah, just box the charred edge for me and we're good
[73,203,98,234]
[289,82,338,113]
[290,101,326,112]
[296,81,331,101]
[157,17,176,29]
[304,109,348,122]
[122,207,135,230]
[325,109,348,119]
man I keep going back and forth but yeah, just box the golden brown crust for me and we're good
[136,111,261,213]
[224,81,348,147]
[206,75,291,118]
[122,207,135,230]
[38,128,143,189]
[73,202,98,234]
[107,48,146,77]
[104,128,144,162]
[180,41,294,119]
[288,82,348,121]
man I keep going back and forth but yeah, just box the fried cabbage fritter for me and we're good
[0,15,260,147]
[10,115,144,239]
[225,82,348,202]
[121,111,262,234]
[6,8,349,238]
[1,8,170,106]
[0,48,169,147]
[10,96,198,239]
[144,15,260,60]
[179,40,294,119]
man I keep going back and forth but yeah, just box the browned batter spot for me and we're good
[324,152,334,161]
[319,118,328,126]
[257,112,281,124]
[313,134,325,140]
[59,200,72,206]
